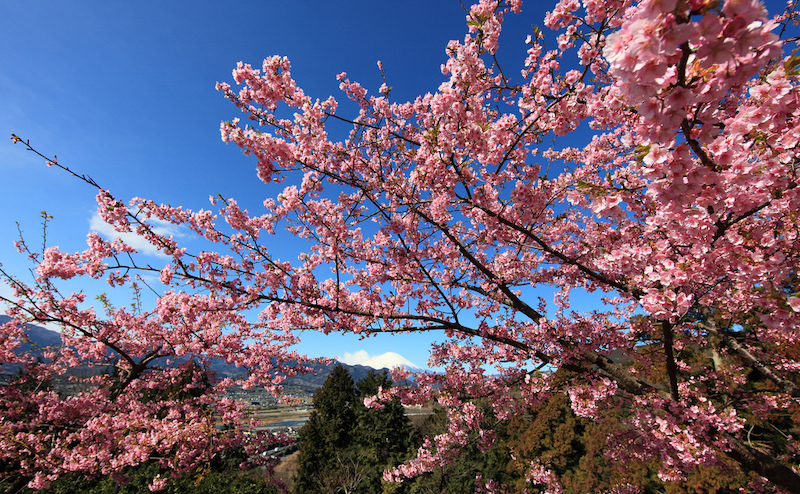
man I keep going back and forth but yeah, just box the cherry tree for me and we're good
[4,0,800,491]
[0,215,303,491]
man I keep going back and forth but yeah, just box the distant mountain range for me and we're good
[0,315,61,350]
[0,315,416,394]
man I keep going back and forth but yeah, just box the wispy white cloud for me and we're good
[0,282,17,309]
[89,212,185,258]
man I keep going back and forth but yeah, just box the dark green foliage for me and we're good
[354,370,416,494]
[4,459,280,494]
[293,366,415,494]
[310,364,359,450]
[356,370,415,461]
[399,405,514,494]
[295,364,359,494]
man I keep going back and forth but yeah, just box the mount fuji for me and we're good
[358,352,423,371]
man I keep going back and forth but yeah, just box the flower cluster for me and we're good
[5,0,800,490]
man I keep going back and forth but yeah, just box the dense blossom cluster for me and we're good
[4,0,800,491]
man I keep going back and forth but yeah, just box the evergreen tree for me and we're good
[295,365,359,494]
[354,370,415,494]
[402,405,514,494]
[504,369,751,494]
[356,370,414,460]
[294,366,415,494]
[309,364,359,450]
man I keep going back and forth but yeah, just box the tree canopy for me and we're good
[3,0,800,491]
[294,366,414,494]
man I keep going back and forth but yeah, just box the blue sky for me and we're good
[0,0,791,370]
[0,0,531,370]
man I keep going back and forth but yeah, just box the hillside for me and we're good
[0,315,409,395]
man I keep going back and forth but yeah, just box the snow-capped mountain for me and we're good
[360,352,423,371]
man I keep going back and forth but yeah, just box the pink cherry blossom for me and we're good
[5,0,800,491]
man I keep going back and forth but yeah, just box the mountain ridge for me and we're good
[0,316,417,394]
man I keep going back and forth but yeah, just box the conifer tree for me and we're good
[355,370,415,494]
[295,365,359,493]
[294,367,415,494]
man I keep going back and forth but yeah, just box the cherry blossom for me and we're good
[5,0,800,491]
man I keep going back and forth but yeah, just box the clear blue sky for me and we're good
[0,0,790,369]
